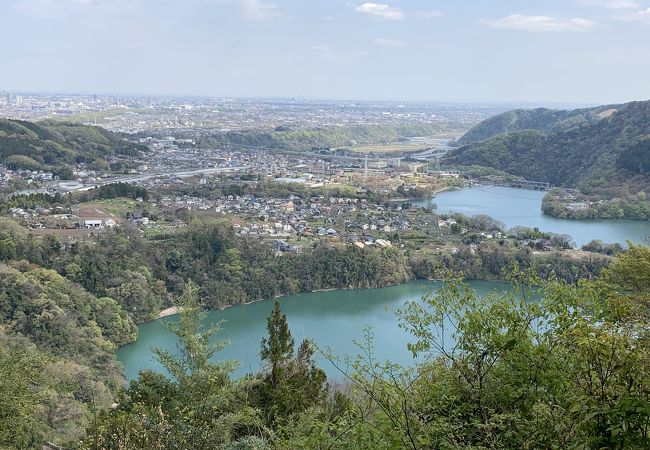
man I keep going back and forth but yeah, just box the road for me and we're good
[12,166,247,197]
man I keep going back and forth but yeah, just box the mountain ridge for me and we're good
[455,104,623,147]
[445,100,650,196]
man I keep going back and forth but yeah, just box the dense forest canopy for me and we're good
[1,243,648,449]
[455,104,619,147]
[445,100,650,196]
[0,119,145,177]
[0,200,643,448]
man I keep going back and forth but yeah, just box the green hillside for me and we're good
[0,119,145,178]
[195,123,446,152]
[445,100,650,196]
[455,104,619,147]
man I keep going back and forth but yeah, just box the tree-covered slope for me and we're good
[456,104,618,147]
[0,119,145,177]
[445,100,650,194]
[195,123,445,152]
[0,261,137,446]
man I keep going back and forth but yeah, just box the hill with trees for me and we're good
[2,244,646,449]
[0,119,145,178]
[0,262,136,446]
[445,100,650,202]
[192,123,445,152]
[0,206,637,447]
[455,104,619,147]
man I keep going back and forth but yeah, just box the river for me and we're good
[117,280,512,381]
[416,185,649,247]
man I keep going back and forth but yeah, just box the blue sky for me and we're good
[2,0,649,104]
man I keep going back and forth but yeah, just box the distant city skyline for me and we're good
[2,0,650,104]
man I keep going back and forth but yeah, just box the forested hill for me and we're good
[455,104,619,147]
[445,100,650,194]
[0,119,144,178]
[194,123,445,152]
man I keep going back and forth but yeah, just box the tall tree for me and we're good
[261,300,294,385]
[259,300,327,425]
[83,282,262,450]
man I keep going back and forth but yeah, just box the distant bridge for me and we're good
[508,180,550,190]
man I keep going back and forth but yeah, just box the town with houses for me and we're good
[0,91,501,133]
[0,92,590,260]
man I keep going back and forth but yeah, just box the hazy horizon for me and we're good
[2,0,650,104]
[1,89,618,109]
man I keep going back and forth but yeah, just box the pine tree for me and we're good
[260,299,294,385]
[259,300,327,424]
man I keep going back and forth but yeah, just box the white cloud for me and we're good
[480,15,597,32]
[241,0,280,20]
[615,7,650,23]
[355,3,405,20]
[578,0,640,9]
[416,10,443,19]
[372,37,404,47]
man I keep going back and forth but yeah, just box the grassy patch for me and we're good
[345,143,432,154]
[77,198,139,221]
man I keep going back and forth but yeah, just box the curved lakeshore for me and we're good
[419,185,650,247]
[119,279,515,381]
[121,185,650,381]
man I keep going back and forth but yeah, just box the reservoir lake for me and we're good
[417,185,649,247]
[118,186,649,381]
[118,280,511,381]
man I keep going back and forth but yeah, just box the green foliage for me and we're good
[299,271,650,449]
[196,124,445,152]
[0,118,145,173]
[603,243,650,294]
[0,263,136,360]
[155,282,236,384]
[0,344,47,449]
[0,263,135,447]
[543,189,650,220]
[258,301,327,426]
[447,100,650,204]
[0,192,60,212]
[6,154,43,171]
[82,283,263,450]
[79,182,149,202]
[0,221,645,447]
[1,213,605,328]
[260,300,294,384]
[618,136,650,175]
[582,239,625,256]
[456,105,611,146]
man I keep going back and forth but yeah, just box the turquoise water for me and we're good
[117,185,649,382]
[117,280,512,381]
[417,186,649,247]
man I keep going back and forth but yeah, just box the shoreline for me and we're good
[149,276,509,323]
[153,287,342,320]
[123,276,516,355]
[156,306,180,319]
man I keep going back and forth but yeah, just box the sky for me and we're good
[2,0,650,104]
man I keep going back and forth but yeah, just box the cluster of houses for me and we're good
[0,167,54,188]
[8,206,117,230]
[209,194,416,240]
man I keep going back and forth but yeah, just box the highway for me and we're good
[12,166,247,197]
